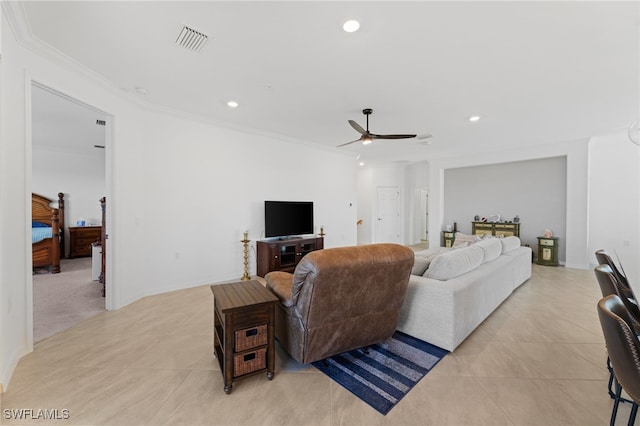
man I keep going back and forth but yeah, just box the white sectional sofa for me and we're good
[396,236,532,352]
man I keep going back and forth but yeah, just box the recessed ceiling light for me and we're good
[469,115,481,122]
[343,20,360,33]
[227,101,239,108]
[359,162,365,166]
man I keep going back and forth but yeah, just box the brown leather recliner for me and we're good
[265,243,414,364]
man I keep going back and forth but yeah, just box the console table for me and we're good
[471,222,520,238]
[211,280,278,394]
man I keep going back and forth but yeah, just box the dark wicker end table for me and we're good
[210,280,278,394]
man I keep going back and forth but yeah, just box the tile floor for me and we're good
[1,264,635,425]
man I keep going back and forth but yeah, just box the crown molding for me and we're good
[2,2,350,159]
[1,1,32,43]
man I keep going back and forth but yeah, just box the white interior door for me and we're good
[376,187,400,243]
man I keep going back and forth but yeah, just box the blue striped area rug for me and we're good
[312,331,448,415]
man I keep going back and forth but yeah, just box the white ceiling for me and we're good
[32,84,106,156]
[19,1,640,165]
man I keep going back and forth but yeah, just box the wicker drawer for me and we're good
[235,324,267,352]
[233,348,266,377]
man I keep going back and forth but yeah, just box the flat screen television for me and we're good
[264,201,314,238]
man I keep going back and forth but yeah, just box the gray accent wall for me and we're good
[443,156,567,262]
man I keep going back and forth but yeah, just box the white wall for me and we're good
[1,10,31,392]
[443,157,567,261]
[32,147,106,255]
[0,15,357,390]
[357,165,405,245]
[588,130,640,294]
[428,140,590,269]
[425,135,640,277]
[356,167,373,245]
[404,161,429,245]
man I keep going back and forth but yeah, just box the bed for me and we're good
[32,192,65,273]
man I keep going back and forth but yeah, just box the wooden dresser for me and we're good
[68,226,102,258]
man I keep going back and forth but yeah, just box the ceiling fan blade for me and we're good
[371,133,417,140]
[348,120,367,135]
[337,138,363,147]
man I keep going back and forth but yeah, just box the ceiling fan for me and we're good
[337,108,429,147]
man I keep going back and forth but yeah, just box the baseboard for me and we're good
[1,343,27,393]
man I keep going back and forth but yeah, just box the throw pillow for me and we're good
[453,232,480,247]
[411,247,450,275]
[411,256,430,275]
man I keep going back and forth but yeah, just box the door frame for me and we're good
[26,79,114,351]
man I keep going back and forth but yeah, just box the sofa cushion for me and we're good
[425,245,483,280]
[475,238,502,263]
[501,236,521,253]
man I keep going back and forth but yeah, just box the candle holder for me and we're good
[241,231,250,281]
[319,226,325,237]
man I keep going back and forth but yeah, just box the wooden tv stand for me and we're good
[256,236,323,277]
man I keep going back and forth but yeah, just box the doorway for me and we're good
[30,83,108,343]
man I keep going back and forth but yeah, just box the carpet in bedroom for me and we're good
[33,257,105,343]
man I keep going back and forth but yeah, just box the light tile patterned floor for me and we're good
[2,264,635,425]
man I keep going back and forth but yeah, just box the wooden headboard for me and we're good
[32,193,65,257]
[32,193,64,225]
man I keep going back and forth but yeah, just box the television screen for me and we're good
[264,201,314,238]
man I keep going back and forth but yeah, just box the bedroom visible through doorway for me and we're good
[31,83,108,343]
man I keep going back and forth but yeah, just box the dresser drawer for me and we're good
[69,226,102,258]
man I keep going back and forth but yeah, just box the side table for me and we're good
[537,236,559,266]
[210,280,278,394]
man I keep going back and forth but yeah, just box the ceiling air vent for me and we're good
[176,25,208,53]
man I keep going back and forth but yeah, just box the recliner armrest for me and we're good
[265,271,296,307]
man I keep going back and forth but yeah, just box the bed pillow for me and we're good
[500,236,521,253]
[475,238,502,263]
[32,220,49,228]
[425,245,483,280]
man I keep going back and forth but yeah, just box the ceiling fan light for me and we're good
[343,20,360,33]
[362,137,373,145]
